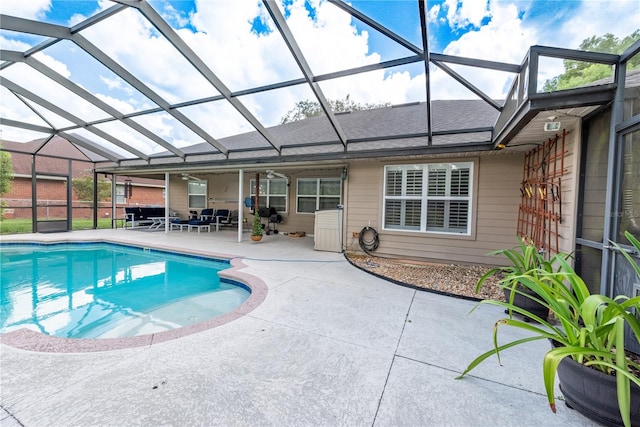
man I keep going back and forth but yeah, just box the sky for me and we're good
[0,0,638,154]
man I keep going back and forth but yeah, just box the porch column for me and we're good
[111,174,117,227]
[164,172,170,233]
[238,169,243,242]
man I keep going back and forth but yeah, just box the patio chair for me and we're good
[218,210,238,228]
[199,208,214,221]
[212,209,231,231]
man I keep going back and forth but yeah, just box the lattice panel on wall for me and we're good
[517,130,568,255]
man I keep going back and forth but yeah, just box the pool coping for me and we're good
[0,239,268,353]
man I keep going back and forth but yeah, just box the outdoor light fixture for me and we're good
[544,116,561,132]
[544,121,561,132]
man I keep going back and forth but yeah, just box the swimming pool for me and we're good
[0,242,251,340]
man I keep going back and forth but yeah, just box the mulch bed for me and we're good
[345,253,505,301]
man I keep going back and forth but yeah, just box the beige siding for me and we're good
[557,127,580,255]
[344,153,525,266]
[168,177,190,218]
[285,170,337,233]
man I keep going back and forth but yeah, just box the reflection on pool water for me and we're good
[0,242,249,339]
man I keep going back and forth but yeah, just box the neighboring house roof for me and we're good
[1,135,109,163]
[1,137,161,186]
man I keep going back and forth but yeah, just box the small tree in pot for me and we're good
[251,212,263,241]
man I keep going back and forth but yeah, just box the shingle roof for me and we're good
[172,99,499,160]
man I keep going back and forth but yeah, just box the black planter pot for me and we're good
[557,352,640,427]
[503,287,549,321]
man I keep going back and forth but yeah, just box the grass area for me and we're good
[0,218,113,235]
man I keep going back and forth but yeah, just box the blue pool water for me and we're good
[0,242,250,339]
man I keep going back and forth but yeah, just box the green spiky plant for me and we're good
[475,237,573,313]
[457,231,640,427]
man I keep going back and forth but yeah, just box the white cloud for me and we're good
[2,61,107,125]
[432,0,639,99]
[0,87,50,127]
[445,2,534,63]
[99,76,125,91]
[432,1,534,99]
[33,51,72,78]
[0,0,50,19]
[0,126,51,142]
[0,36,32,52]
[184,0,414,123]
[443,0,490,30]
[94,93,138,115]
[549,0,640,48]
[285,0,379,74]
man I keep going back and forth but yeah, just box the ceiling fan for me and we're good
[266,170,287,180]
[181,173,204,181]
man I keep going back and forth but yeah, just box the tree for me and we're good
[72,175,112,203]
[0,147,13,218]
[280,94,390,124]
[0,149,12,197]
[543,30,640,92]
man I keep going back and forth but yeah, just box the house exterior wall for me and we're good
[164,138,580,269]
[338,128,581,267]
[557,124,581,256]
[3,177,164,220]
[3,176,66,219]
[344,153,526,266]
[168,178,191,219]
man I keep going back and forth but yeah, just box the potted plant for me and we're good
[476,238,571,321]
[458,231,640,427]
[251,212,263,241]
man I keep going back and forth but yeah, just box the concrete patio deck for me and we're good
[1,229,596,426]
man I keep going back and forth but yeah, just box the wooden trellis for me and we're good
[517,130,568,255]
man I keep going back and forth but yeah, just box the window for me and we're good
[249,179,287,212]
[188,181,207,210]
[115,184,126,204]
[297,178,341,213]
[383,162,473,234]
